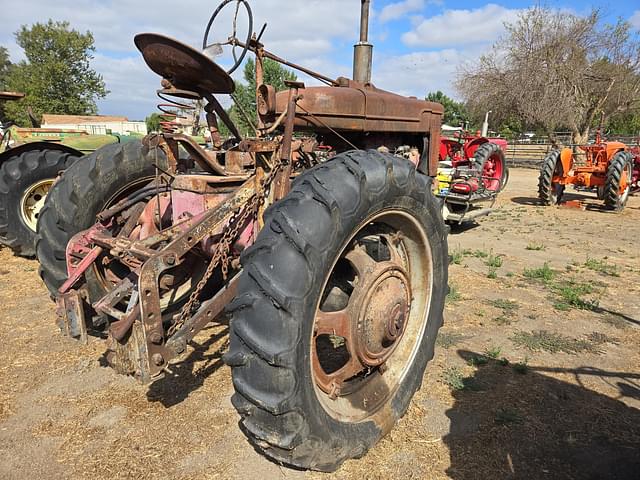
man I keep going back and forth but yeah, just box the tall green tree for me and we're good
[426,91,469,127]
[230,57,296,136]
[145,112,162,133]
[4,20,108,126]
[0,47,13,121]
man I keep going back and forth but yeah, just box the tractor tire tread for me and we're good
[0,149,79,257]
[604,151,632,211]
[36,141,161,296]
[225,150,448,472]
[538,150,561,205]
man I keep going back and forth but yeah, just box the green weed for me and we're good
[523,263,555,283]
[436,332,466,349]
[484,346,502,359]
[442,367,466,391]
[511,330,600,354]
[584,257,620,277]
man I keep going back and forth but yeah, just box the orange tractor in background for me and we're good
[538,126,634,211]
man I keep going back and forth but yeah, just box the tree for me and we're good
[4,20,108,126]
[426,91,469,126]
[230,57,296,136]
[456,8,640,145]
[0,47,13,120]
[145,112,162,133]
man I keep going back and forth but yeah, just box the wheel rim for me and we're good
[20,178,55,232]
[311,209,433,422]
[482,153,504,191]
[93,177,207,311]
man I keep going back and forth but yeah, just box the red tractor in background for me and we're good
[631,143,640,193]
[436,129,509,223]
[538,126,634,211]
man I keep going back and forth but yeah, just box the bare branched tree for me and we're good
[456,7,640,144]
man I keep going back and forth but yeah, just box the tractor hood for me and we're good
[275,78,443,134]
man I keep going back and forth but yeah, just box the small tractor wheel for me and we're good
[36,141,164,297]
[474,142,508,192]
[604,151,633,211]
[225,150,448,471]
[0,149,79,257]
[538,150,565,205]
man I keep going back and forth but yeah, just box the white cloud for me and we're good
[372,45,488,100]
[379,0,425,23]
[0,0,360,119]
[402,4,521,48]
[630,10,640,29]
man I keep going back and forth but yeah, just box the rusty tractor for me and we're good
[0,91,143,257]
[36,0,447,471]
[538,126,634,211]
[436,129,509,223]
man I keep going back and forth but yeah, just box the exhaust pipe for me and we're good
[353,0,373,84]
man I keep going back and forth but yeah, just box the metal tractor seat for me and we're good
[134,33,235,97]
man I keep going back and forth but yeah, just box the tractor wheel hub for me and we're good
[355,266,410,367]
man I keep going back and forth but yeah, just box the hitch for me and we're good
[56,290,88,343]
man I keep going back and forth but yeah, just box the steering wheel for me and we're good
[202,0,253,75]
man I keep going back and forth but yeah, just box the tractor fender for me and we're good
[0,142,83,165]
[560,148,574,175]
[605,142,628,160]
[463,137,488,159]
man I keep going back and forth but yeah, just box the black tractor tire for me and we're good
[604,151,633,211]
[474,142,509,192]
[225,150,448,471]
[0,149,80,257]
[538,150,565,205]
[36,141,163,296]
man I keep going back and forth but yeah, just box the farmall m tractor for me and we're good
[436,129,509,223]
[538,126,634,211]
[36,0,448,471]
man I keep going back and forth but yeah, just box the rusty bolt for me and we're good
[152,353,165,366]
[150,332,163,345]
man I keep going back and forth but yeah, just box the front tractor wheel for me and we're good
[538,150,565,205]
[225,150,448,471]
[604,151,633,211]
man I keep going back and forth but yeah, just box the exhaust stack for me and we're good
[353,0,373,84]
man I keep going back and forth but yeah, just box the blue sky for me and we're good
[1,0,639,120]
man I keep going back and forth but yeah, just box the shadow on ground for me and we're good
[146,325,229,407]
[444,350,640,479]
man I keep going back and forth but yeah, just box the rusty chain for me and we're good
[168,162,281,336]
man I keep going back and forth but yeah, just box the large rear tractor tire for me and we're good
[36,141,163,296]
[0,149,80,257]
[538,150,565,205]
[474,142,508,192]
[604,151,633,211]
[225,150,448,471]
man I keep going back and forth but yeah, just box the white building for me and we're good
[42,114,147,136]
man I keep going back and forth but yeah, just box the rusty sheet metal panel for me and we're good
[275,82,443,134]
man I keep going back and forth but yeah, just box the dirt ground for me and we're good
[1,167,639,480]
